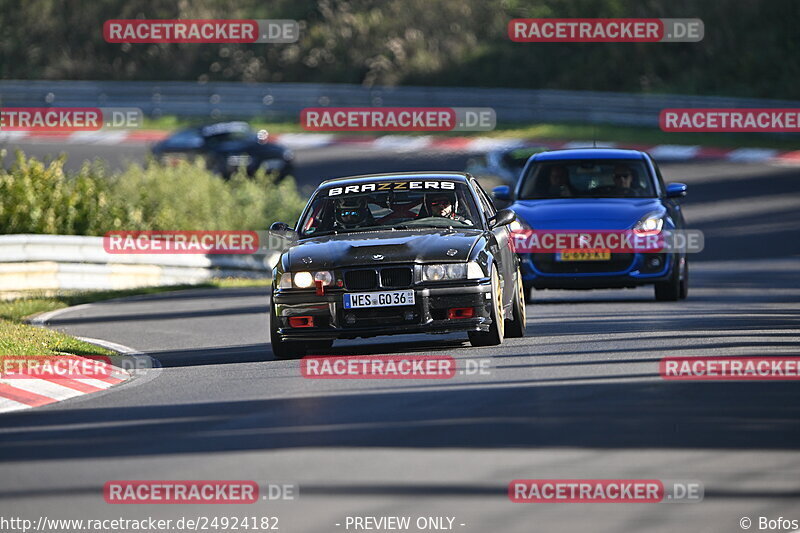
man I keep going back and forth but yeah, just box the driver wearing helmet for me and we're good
[334,196,373,229]
[424,192,473,225]
[377,190,421,223]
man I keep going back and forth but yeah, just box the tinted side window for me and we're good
[472,179,497,217]
[650,156,667,195]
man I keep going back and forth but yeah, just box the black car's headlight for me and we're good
[279,271,333,289]
[423,262,484,281]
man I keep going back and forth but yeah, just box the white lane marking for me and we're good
[373,135,433,151]
[275,133,335,149]
[726,147,778,162]
[76,378,117,389]
[0,396,33,414]
[465,137,524,151]
[562,141,618,149]
[30,304,93,326]
[0,131,29,141]
[1,379,85,400]
[69,131,129,145]
[649,145,700,160]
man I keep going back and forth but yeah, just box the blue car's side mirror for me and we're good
[666,182,688,199]
[493,185,512,202]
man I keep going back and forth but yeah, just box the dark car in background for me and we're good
[494,149,690,302]
[465,144,548,188]
[151,121,294,179]
[268,172,527,358]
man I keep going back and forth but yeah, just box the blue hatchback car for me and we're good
[493,149,689,301]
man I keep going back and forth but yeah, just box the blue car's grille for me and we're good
[532,253,634,274]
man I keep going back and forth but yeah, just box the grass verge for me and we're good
[0,278,270,358]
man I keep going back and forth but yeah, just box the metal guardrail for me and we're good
[2,80,800,127]
[0,235,276,295]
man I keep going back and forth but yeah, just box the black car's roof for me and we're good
[319,172,471,188]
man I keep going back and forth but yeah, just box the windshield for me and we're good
[519,159,657,199]
[298,180,481,236]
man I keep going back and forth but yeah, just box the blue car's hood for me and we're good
[511,198,665,230]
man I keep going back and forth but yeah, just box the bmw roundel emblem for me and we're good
[372,254,384,261]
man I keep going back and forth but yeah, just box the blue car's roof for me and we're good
[532,148,648,161]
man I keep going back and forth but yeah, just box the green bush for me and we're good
[0,150,306,235]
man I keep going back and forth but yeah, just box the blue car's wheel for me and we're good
[655,255,684,301]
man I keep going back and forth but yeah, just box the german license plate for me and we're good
[343,290,415,309]
[556,249,612,261]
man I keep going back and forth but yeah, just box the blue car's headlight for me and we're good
[634,213,664,235]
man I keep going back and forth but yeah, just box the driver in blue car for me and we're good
[612,164,640,197]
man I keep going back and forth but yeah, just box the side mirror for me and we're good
[269,221,298,239]
[666,182,688,199]
[489,208,516,229]
[493,185,512,202]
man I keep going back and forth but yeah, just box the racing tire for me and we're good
[269,306,306,359]
[679,257,689,300]
[505,269,527,338]
[468,267,505,347]
[654,255,682,302]
[523,283,535,304]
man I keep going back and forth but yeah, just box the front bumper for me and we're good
[272,281,493,341]
[520,252,676,289]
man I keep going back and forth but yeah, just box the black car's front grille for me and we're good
[380,267,413,288]
[344,267,413,290]
[532,253,634,274]
[345,269,378,290]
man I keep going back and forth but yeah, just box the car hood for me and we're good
[284,229,483,270]
[511,198,665,230]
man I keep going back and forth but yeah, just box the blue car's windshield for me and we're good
[519,160,657,199]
